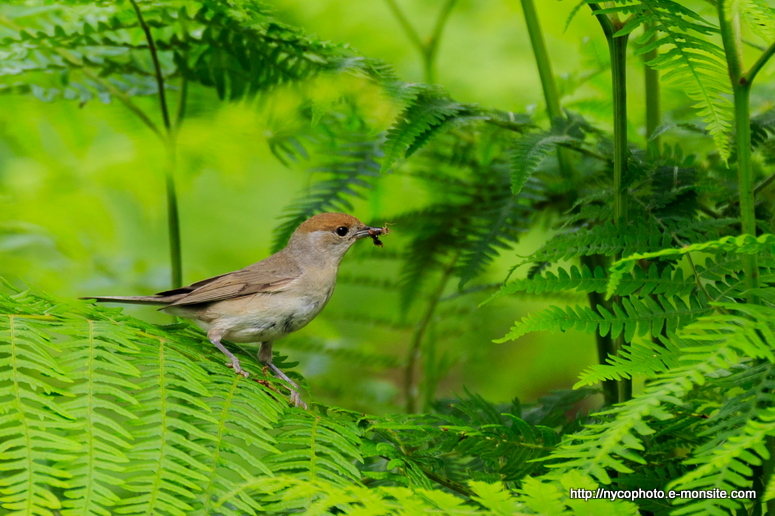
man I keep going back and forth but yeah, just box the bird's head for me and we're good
[288,213,388,265]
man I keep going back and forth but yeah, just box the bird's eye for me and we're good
[335,226,349,237]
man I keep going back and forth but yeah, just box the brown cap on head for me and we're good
[295,213,363,234]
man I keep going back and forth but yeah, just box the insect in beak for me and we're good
[355,226,390,247]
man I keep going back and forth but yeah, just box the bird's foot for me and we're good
[289,389,308,410]
[226,359,249,378]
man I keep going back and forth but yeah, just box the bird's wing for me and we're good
[162,253,302,307]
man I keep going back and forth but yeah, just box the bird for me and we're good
[84,212,389,408]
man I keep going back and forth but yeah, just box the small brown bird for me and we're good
[85,213,389,408]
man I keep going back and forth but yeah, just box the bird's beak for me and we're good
[354,226,387,239]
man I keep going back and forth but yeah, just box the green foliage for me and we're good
[4,0,775,513]
[380,86,479,173]
[363,391,567,489]
[495,293,711,344]
[0,0,351,104]
[509,133,575,194]
[0,287,358,516]
[548,303,775,514]
[599,0,734,159]
[607,233,775,297]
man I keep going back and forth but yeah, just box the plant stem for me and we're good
[425,0,458,84]
[384,0,457,83]
[404,254,458,413]
[718,1,759,302]
[612,33,631,403]
[719,2,772,509]
[590,4,631,403]
[176,77,189,129]
[584,255,618,406]
[610,35,629,228]
[520,0,576,187]
[521,0,616,405]
[130,0,183,288]
[384,0,425,56]
[643,23,661,149]
[744,39,775,85]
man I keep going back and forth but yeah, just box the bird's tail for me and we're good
[82,295,178,305]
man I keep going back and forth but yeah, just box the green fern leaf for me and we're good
[726,0,775,40]
[607,233,775,297]
[0,297,80,516]
[517,220,673,267]
[601,1,734,160]
[575,334,684,386]
[510,134,574,194]
[550,303,775,486]
[380,87,467,173]
[495,294,711,343]
[483,263,696,306]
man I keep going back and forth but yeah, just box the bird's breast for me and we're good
[190,280,336,343]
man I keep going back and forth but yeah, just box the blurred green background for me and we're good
[2,0,706,413]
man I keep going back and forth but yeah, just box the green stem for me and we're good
[610,34,630,227]
[404,254,458,413]
[383,0,426,56]
[130,0,182,288]
[591,4,631,403]
[719,2,770,508]
[613,33,631,403]
[130,0,171,132]
[176,76,189,129]
[733,85,759,295]
[520,0,576,188]
[424,0,458,84]
[743,39,775,85]
[521,0,561,121]
[522,1,616,405]
[384,0,457,83]
[719,1,759,301]
[643,23,661,148]
[584,255,618,406]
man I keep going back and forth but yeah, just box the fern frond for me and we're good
[549,303,775,485]
[751,109,775,149]
[457,183,537,288]
[188,368,283,516]
[726,0,775,40]
[0,299,79,516]
[607,233,775,296]
[517,220,673,267]
[484,263,695,306]
[116,334,219,516]
[603,0,734,160]
[665,362,775,516]
[381,87,479,172]
[260,414,362,511]
[56,321,143,516]
[495,294,711,343]
[575,334,684,386]
[510,134,575,194]
[221,474,520,515]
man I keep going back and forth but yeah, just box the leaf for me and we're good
[380,87,469,173]
[607,233,775,298]
[510,134,574,194]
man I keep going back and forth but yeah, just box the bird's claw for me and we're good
[226,361,250,378]
[289,390,308,410]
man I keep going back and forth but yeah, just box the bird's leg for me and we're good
[208,328,248,378]
[258,341,307,409]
